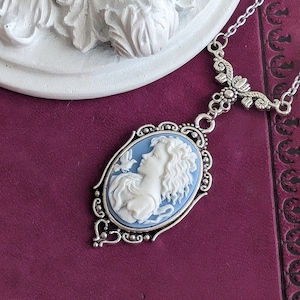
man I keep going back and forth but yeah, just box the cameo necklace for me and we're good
[92,0,300,247]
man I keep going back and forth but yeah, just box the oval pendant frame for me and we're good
[92,122,212,246]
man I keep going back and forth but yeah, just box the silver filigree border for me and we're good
[92,122,212,247]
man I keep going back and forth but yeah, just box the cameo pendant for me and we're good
[92,122,212,246]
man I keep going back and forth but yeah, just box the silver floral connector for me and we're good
[206,40,292,117]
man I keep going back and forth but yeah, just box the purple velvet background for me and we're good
[1,1,299,299]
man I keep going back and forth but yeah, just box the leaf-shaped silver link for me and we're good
[199,0,298,134]
[205,39,297,118]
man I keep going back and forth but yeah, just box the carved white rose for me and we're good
[0,0,195,58]
[104,0,179,58]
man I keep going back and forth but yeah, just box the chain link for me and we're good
[275,71,300,114]
[223,0,265,39]
[213,1,265,49]
[285,72,300,97]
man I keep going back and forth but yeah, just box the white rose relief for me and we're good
[0,0,196,58]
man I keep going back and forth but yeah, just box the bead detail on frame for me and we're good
[92,122,212,246]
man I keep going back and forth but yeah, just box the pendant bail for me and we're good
[212,33,228,49]
[194,113,216,134]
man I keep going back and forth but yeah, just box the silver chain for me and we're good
[220,0,300,110]
[223,0,300,110]
[213,0,265,48]
[195,0,299,133]
[280,72,300,108]
[224,0,265,39]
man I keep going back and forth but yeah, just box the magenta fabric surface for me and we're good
[0,1,299,299]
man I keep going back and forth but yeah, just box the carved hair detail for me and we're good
[150,136,197,204]
[108,135,198,224]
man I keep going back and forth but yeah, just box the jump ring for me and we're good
[194,113,216,134]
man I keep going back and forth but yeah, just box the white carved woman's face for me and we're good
[138,143,169,177]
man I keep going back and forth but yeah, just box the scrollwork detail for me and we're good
[122,232,144,244]
[207,40,289,116]
[158,122,179,132]
[93,120,212,246]
[92,197,105,219]
[136,124,156,136]
[93,219,123,247]
[180,124,206,148]
[200,150,212,192]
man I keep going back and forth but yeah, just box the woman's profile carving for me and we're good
[108,136,198,224]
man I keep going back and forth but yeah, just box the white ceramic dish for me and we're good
[0,0,239,100]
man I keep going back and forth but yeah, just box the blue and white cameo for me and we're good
[105,133,202,230]
[93,123,212,246]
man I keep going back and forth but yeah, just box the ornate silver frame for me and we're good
[92,122,212,246]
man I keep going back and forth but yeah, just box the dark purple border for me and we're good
[259,1,300,299]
